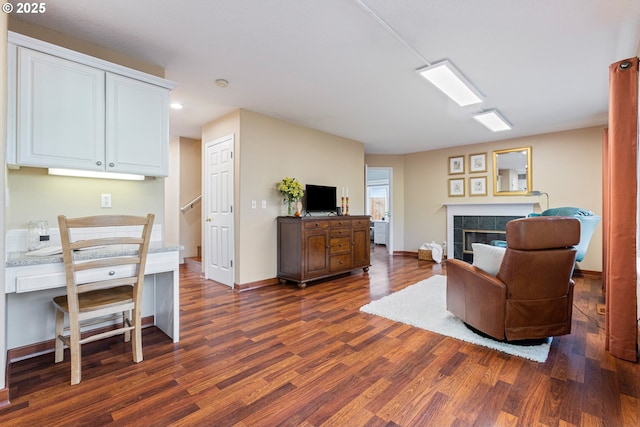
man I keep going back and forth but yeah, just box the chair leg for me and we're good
[69,322,82,385]
[131,311,143,363]
[54,309,64,363]
[123,310,131,343]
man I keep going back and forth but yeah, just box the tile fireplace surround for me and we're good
[445,203,535,261]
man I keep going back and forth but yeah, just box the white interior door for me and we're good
[204,135,234,287]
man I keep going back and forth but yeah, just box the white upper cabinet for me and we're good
[17,47,106,170]
[7,32,176,177]
[106,74,169,176]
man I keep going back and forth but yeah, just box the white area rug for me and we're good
[360,275,552,363]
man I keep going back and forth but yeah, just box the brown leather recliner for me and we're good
[446,216,580,341]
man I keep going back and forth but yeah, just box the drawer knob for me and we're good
[109,271,116,276]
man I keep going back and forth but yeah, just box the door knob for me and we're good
[205,218,211,222]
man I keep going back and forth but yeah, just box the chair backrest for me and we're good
[57,214,155,313]
[528,206,600,262]
[497,216,579,300]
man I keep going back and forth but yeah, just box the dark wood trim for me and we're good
[393,250,420,257]
[234,277,280,292]
[573,268,602,278]
[0,387,8,409]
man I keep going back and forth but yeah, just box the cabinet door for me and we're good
[17,47,105,170]
[303,230,329,278]
[106,73,169,176]
[352,226,371,268]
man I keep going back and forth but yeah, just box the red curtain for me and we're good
[604,57,638,362]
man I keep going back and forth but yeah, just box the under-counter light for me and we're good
[170,102,184,109]
[417,60,483,107]
[48,168,145,181]
[472,110,512,132]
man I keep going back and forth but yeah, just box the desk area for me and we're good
[5,242,180,355]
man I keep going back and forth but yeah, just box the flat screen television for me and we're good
[305,184,337,213]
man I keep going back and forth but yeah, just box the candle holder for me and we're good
[345,197,350,215]
[341,196,345,216]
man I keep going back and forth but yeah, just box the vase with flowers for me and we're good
[277,176,304,216]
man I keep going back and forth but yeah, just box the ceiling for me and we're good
[12,0,640,154]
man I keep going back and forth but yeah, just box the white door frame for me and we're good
[365,165,393,254]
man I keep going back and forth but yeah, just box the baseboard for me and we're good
[573,268,602,278]
[393,250,419,257]
[0,387,9,409]
[234,277,280,292]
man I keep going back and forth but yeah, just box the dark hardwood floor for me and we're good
[0,245,638,426]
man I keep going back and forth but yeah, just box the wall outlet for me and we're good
[251,200,256,209]
[261,200,266,208]
[101,193,112,208]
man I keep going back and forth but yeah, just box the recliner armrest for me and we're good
[446,259,508,340]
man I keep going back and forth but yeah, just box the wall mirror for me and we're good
[493,147,532,196]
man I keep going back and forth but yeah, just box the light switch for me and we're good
[261,200,267,208]
[101,194,112,208]
[251,200,256,209]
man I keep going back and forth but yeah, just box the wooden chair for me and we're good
[53,214,155,385]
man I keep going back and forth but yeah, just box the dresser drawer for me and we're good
[330,237,351,255]
[330,254,352,272]
[330,228,351,237]
[304,220,329,229]
[331,219,352,229]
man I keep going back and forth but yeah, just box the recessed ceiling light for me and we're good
[472,110,512,132]
[215,79,229,88]
[417,60,483,107]
[170,102,184,110]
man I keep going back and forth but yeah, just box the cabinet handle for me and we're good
[96,161,102,166]
[109,162,115,167]
[326,245,330,248]
[109,271,115,276]
[339,260,344,264]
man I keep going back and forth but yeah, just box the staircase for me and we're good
[184,246,202,273]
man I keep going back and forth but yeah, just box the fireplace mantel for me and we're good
[444,203,535,259]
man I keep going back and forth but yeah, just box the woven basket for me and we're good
[418,249,433,261]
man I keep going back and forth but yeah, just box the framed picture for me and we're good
[469,176,487,196]
[448,178,465,197]
[469,153,487,173]
[448,155,465,175]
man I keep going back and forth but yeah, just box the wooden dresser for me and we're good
[277,215,370,288]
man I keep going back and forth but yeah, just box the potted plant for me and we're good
[277,177,304,216]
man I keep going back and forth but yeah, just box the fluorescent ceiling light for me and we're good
[48,168,145,181]
[417,60,483,106]
[472,110,512,132]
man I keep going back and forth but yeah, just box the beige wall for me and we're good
[7,168,166,230]
[179,137,202,259]
[202,109,365,285]
[368,126,604,271]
